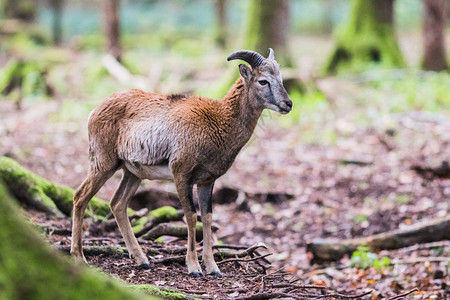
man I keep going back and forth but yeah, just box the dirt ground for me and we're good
[1,77,449,299]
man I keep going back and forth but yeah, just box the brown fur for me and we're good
[71,53,292,276]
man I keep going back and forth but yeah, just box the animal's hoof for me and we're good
[208,270,222,277]
[189,271,204,277]
[139,263,151,270]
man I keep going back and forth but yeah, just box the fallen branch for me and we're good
[386,288,418,300]
[307,215,450,261]
[101,54,148,90]
[411,160,450,179]
[267,283,326,290]
[314,289,372,299]
[235,292,309,300]
[217,253,272,265]
[391,257,450,264]
[56,245,129,257]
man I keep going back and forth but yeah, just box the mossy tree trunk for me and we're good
[324,0,406,73]
[421,0,448,71]
[103,0,122,62]
[0,181,156,300]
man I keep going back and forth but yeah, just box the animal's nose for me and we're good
[285,100,293,109]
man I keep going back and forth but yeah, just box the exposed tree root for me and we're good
[135,207,185,237]
[0,156,112,218]
[140,222,218,241]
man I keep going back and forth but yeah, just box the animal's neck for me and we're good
[221,77,263,144]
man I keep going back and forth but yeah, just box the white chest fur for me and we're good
[124,162,173,181]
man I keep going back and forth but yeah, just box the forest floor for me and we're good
[1,88,449,299]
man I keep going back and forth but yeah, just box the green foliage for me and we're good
[354,214,369,224]
[351,246,391,271]
[366,70,450,112]
[0,59,50,99]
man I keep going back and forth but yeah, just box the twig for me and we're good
[217,253,272,265]
[386,288,418,300]
[268,283,326,290]
[235,292,310,300]
[314,289,372,299]
[396,240,450,253]
[213,244,250,250]
[391,257,450,264]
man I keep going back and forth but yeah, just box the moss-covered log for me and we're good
[324,0,406,74]
[0,156,111,217]
[0,180,157,300]
[134,206,185,237]
[307,215,450,262]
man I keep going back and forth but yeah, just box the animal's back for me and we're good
[87,89,174,171]
[87,89,220,171]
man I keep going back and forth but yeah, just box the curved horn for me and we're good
[227,50,266,68]
[267,48,275,60]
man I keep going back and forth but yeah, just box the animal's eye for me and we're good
[258,80,269,86]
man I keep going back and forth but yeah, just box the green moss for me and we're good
[148,206,179,219]
[131,285,188,300]
[0,180,157,300]
[0,156,112,218]
[133,207,182,234]
[132,216,148,233]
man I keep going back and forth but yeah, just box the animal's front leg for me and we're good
[174,175,202,276]
[198,182,221,276]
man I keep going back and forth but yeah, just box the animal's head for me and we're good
[227,49,292,114]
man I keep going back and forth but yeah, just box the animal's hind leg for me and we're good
[71,168,115,262]
[109,169,148,268]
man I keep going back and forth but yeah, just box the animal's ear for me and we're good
[238,64,252,83]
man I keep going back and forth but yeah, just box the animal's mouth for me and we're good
[279,108,291,114]
[278,102,293,114]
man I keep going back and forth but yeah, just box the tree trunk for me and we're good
[214,0,227,48]
[324,0,406,73]
[49,0,64,45]
[102,0,122,62]
[421,0,448,71]
[1,0,37,22]
[0,181,152,300]
[245,0,293,67]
